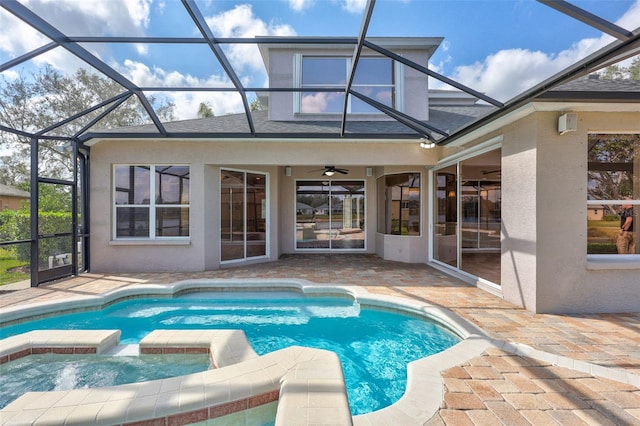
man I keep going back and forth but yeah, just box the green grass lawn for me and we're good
[0,248,29,286]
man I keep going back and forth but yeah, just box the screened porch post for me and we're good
[29,136,39,287]
[634,141,639,253]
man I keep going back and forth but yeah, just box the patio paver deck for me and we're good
[1,254,639,425]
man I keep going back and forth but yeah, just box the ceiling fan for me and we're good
[309,166,349,176]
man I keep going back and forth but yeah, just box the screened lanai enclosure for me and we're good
[0,0,639,288]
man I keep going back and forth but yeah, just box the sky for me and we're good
[1,0,639,122]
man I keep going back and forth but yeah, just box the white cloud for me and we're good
[0,70,20,80]
[617,0,640,32]
[117,59,245,119]
[288,0,313,12]
[206,4,296,75]
[444,0,640,102]
[342,0,367,14]
[23,0,151,36]
[0,0,151,73]
[301,93,330,113]
[168,91,245,121]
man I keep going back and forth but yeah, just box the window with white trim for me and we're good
[114,165,190,239]
[296,56,398,114]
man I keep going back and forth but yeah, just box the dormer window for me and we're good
[295,55,401,114]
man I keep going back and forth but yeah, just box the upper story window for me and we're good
[587,134,638,255]
[297,56,398,114]
[114,165,190,239]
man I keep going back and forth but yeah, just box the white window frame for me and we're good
[294,54,402,114]
[112,164,190,241]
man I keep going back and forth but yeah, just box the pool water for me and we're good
[0,291,460,415]
[0,354,210,409]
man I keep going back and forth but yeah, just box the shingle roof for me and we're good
[537,76,640,101]
[552,76,640,92]
[0,183,30,198]
[88,104,495,141]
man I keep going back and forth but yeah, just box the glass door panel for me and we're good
[246,173,266,258]
[459,150,501,284]
[221,170,245,262]
[461,182,479,249]
[433,166,458,266]
[296,180,365,250]
[296,181,329,249]
[479,182,501,250]
[331,181,365,249]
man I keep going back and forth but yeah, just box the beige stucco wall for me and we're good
[89,139,439,272]
[498,110,640,313]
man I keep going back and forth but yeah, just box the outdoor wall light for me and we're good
[420,141,436,149]
[558,112,577,135]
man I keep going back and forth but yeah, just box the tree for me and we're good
[599,56,640,80]
[0,66,175,186]
[588,134,638,215]
[250,97,263,111]
[197,102,214,118]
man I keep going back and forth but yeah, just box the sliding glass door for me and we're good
[220,169,267,262]
[296,180,365,250]
[432,149,501,285]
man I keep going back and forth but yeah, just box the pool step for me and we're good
[103,344,139,356]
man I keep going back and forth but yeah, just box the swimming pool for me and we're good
[0,353,211,409]
[0,288,460,415]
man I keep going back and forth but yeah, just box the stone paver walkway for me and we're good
[1,254,639,425]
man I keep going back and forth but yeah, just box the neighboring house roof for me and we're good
[0,183,30,198]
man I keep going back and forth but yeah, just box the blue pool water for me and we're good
[0,291,460,415]
[0,354,210,409]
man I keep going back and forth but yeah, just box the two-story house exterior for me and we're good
[86,37,640,314]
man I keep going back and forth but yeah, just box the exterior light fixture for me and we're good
[420,141,436,149]
[558,113,577,135]
[323,170,335,177]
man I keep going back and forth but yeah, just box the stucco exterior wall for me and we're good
[500,116,539,312]
[89,139,439,272]
[534,111,639,313]
[498,111,639,313]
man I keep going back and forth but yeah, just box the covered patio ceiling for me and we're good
[1,0,639,146]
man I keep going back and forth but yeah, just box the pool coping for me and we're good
[5,278,615,425]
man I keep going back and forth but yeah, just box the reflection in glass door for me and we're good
[433,166,458,266]
[296,180,365,250]
[220,169,267,262]
[461,181,501,250]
